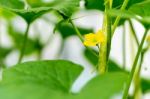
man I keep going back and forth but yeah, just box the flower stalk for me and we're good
[69,20,99,58]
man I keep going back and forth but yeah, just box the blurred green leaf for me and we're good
[0,47,11,60]
[0,47,12,68]
[84,49,125,72]
[0,8,15,19]
[26,0,44,7]
[85,0,145,11]
[141,79,150,93]
[129,0,150,24]
[85,0,145,26]
[26,0,80,17]
[108,1,150,25]
[83,48,98,66]
[55,21,93,39]
[8,25,43,55]
[0,60,128,99]
[0,0,24,9]
[108,9,135,19]
[108,61,126,72]
[77,72,128,99]
[85,0,105,11]
[0,0,80,23]
[129,0,150,16]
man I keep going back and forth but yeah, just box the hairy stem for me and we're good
[18,23,30,63]
[98,0,112,74]
[123,29,149,99]
[98,41,107,74]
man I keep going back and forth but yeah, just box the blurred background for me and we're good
[0,0,150,99]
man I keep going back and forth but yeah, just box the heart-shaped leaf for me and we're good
[0,0,80,23]
[0,60,128,99]
[0,60,83,99]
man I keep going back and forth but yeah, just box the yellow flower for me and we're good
[83,30,105,46]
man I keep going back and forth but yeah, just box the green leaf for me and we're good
[0,47,11,60]
[85,0,105,11]
[85,0,144,11]
[85,0,145,26]
[0,8,15,19]
[0,0,80,23]
[0,0,24,9]
[141,79,150,93]
[129,0,150,16]
[108,9,135,19]
[0,60,127,99]
[26,0,44,7]
[55,21,93,39]
[77,72,128,99]
[26,0,80,17]
[0,60,83,99]
[107,60,126,72]
[84,49,125,72]
[108,1,150,25]
[129,0,150,24]
[83,48,98,66]
[0,47,12,68]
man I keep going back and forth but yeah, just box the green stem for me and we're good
[123,29,149,99]
[133,46,149,99]
[133,49,145,99]
[112,0,129,35]
[37,50,42,60]
[0,20,2,73]
[122,24,126,69]
[98,41,107,74]
[18,23,30,64]
[128,19,141,99]
[69,20,99,58]
[106,10,112,62]
[97,0,112,74]
[0,23,2,68]
[129,20,139,46]
[69,20,84,41]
